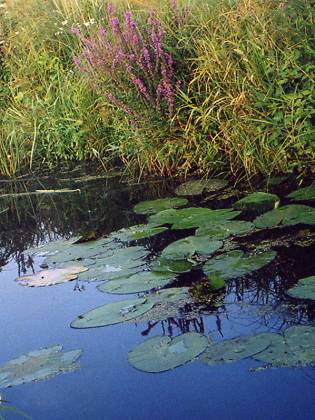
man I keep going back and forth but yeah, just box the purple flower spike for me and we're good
[71,26,80,35]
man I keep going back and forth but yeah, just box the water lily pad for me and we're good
[43,239,118,265]
[132,288,193,322]
[97,271,175,294]
[17,266,88,287]
[175,179,228,196]
[254,205,315,229]
[208,275,225,290]
[287,184,315,202]
[196,220,255,239]
[203,250,277,280]
[150,256,194,273]
[286,276,315,301]
[254,325,315,367]
[233,192,279,214]
[201,333,274,366]
[71,297,154,328]
[78,265,143,282]
[161,236,222,260]
[111,224,168,241]
[133,197,188,215]
[0,345,81,388]
[172,208,241,230]
[149,207,240,231]
[128,333,208,373]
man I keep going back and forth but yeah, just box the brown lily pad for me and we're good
[17,266,88,287]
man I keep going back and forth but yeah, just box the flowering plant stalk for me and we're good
[72,3,181,119]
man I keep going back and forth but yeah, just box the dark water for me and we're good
[0,175,314,420]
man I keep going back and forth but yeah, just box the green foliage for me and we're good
[0,0,314,178]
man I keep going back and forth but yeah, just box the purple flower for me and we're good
[71,26,80,35]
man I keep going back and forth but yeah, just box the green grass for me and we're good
[0,0,314,179]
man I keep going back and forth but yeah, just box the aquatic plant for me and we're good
[0,345,81,388]
[128,333,208,373]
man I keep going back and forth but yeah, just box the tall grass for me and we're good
[0,0,314,179]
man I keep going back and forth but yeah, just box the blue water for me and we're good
[0,178,314,420]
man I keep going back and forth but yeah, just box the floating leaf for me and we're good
[78,265,143,282]
[71,297,154,329]
[0,345,81,388]
[287,184,315,202]
[201,333,273,366]
[17,266,88,287]
[149,207,240,230]
[128,333,208,373]
[286,276,315,301]
[203,250,276,281]
[97,271,175,294]
[254,326,315,367]
[233,192,280,214]
[43,238,117,265]
[161,236,222,260]
[208,275,225,290]
[254,205,315,229]
[196,220,255,239]
[175,179,228,196]
[111,224,168,241]
[133,197,188,215]
[132,288,193,322]
[150,256,194,273]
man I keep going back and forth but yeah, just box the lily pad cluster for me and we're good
[71,288,191,328]
[0,346,81,388]
[254,204,315,228]
[201,325,315,369]
[161,236,222,260]
[286,276,315,301]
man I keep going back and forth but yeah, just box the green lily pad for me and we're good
[287,276,315,301]
[150,256,194,273]
[128,333,208,373]
[78,265,143,282]
[203,250,277,281]
[149,207,240,231]
[201,333,274,366]
[71,297,154,329]
[175,179,228,196]
[97,271,175,294]
[131,288,193,322]
[196,220,255,239]
[254,325,315,367]
[0,345,81,388]
[208,275,225,290]
[287,184,315,202]
[233,192,280,214]
[111,224,168,241]
[43,239,118,266]
[161,236,222,261]
[133,197,188,215]
[172,208,241,230]
[254,205,315,229]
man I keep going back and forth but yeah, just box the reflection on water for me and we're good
[0,175,315,419]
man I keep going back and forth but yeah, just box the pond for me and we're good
[0,174,314,420]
